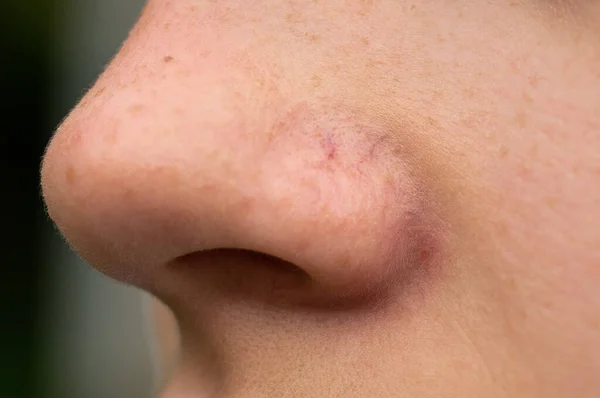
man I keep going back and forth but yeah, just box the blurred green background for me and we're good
[1,1,157,397]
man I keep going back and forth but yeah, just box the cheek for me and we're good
[149,298,180,385]
[440,59,600,386]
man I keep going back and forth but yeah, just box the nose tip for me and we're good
[41,60,440,305]
[40,86,254,280]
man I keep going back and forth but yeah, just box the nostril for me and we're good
[165,249,389,311]
[169,249,314,305]
[173,249,310,282]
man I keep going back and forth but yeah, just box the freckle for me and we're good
[463,87,476,99]
[588,315,600,331]
[514,111,527,128]
[546,197,558,209]
[286,12,302,23]
[461,117,476,129]
[359,37,369,46]
[104,131,117,146]
[164,22,172,29]
[304,32,321,42]
[437,34,446,43]
[337,254,351,269]
[163,56,174,63]
[522,92,533,104]
[122,186,135,200]
[528,75,539,88]
[499,145,509,158]
[128,104,145,114]
[94,87,106,98]
[425,116,440,128]
[432,89,443,100]
[365,59,384,70]
[153,165,182,185]
[232,195,257,218]
[65,165,76,185]
[311,74,322,88]
[66,129,82,150]
[495,221,509,238]
[517,164,532,180]
[410,4,416,10]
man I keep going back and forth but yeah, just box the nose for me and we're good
[41,7,439,308]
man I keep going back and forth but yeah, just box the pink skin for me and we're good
[41,1,600,397]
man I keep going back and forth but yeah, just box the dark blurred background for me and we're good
[1,1,156,397]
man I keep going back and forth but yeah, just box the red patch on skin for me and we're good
[322,131,337,160]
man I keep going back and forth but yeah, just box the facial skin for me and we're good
[41,0,600,397]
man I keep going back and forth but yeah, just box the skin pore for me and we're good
[41,1,600,397]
